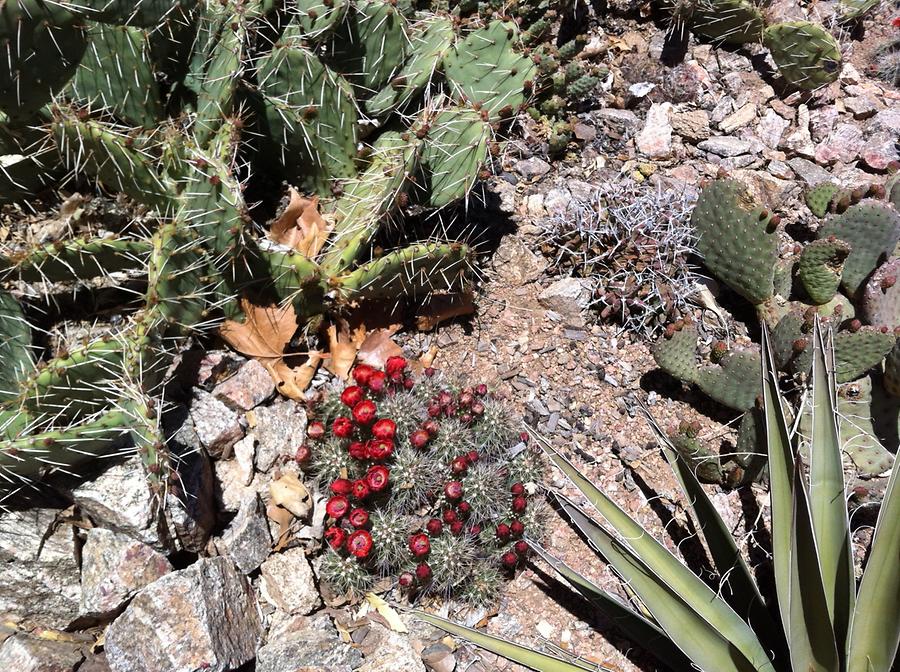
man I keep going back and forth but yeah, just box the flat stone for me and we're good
[870,107,900,134]
[514,157,551,180]
[252,399,307,473]
[190,389,244,458]
[718,102,756,133]
[594,108,641,132]
[782,104,815,157]
[859,132,900,171]
[767,160,794,180]
[709,96,735,125]
[259,547,321,615]
[256,614,363,672]
[422,642,456,672]
[636,102,673,158]
[213,458,258,514]
[538,278,594,317]
[670,109,710,142]
[769,99,795,120]
[756,109,790,149]
[0,509,81,629]
[788,158,832,186]
[814,123,864,165]
[0,634,83,672]
[358,622,425,672]
[573,122,596,142]
[104,557,261,672]
[80,528,172,619]
[845,95,882,119]
[697,136,752,157]
[213,359,275,411]
[215,494,271,574]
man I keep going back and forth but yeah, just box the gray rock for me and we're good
[809,106,839,142]
[782,104,815,157]
[670,109,711,142]
[252,399,307,473]
[0,509,81,629]
[709,95,735,125]
[422,642,456,672]
[514,157,551,180]
[538,278,594,317]
[213,458,259,514]
[870,107,900,134]
[635,102,673,159]
[80,528,172,619]
[697,136,752,157]
[215,494,271,574]
[189,389,244,458]
[756,109,790,149]
[767,160,794,180]
[72,456,162,548]
[256,614,363,672]
[594,108,641,133]
[232,434,256,486]
[859,132,900,171]
[163,447,216,553]
[358,622,425,672]
[259,547,321,615]
[212,359,275,411]
[0,634,83,672]
[787,158,832,186]
[814,123,863,165]
[78,653,112,672]
[104,557,261,672]
[844,95,881,120]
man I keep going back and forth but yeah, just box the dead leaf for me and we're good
[324,320,367,379]
[265,353,322,401]
[364,593,409,633]
[269,472,312,519]
[220,299,297,359]
[270,188,332,258]
[415,292,475,331]
[418,345,438,369]
[266,503,294,552]
[356,326,403,369]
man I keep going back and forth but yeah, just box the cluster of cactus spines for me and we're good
[655,174,900,478]
[1,0,539,496]
[868,36,900,87]
[303,358,542,604]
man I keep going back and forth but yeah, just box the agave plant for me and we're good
[416,321,900,672]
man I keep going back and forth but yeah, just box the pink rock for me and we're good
[213,359,275,411]
[814,123,863,165]
[636,103,673,159]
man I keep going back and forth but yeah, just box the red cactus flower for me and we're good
[501,551,518,568]
[324,526,347,549]
[346,529,373,558]
[330,478,353,496]
[410,429,430,449]
[307,421,325,440]
[471,401,484,416]
[510,519,525,537]
[512,496,527,513]
[424,367,436,377]
[294,444,311,464]
[466,450,480,463]
[893,16,900,27]
[352,479,370,500]
[519,431,529,443]
[457,501,471,518]
[444,481,463,500]
[352,364,375,385]
[349,508,370,529]
[450,520,464,535]
[352,400,377,425]
[366,465,390,492]
[367,438,394,461]
[510,482,525,496]
[340,385,364,407]
[326,495,350,519]
[469,524,482,536]
[458,391,473,407]
[442,509,458,524]
[409,533,431,557]
[371,418,396,440]
[403,378,414,390]
[367,370,387,392]
[332,417,354,439]
[438,391,453,406]
[426,518,443,536]
[496,523,511,541]
[348,441,368,460]
[385,356,408,377]
[427,402,442,418]
[514,540,529,556]
[451,456,468,475]
[415,562,432,581]
[475,383,488,396]
[459,412,472,424]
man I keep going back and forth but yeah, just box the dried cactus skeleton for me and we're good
[0,0,537,499]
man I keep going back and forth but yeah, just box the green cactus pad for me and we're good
[418,106,490,208]
[819,199,900,299]
[763,21,842,91]
[883,340,900,396]
[833,327,895,383]
[145,222,210,334]
[0,292,34,404]
[69,23,163,128]
[257,38,359,195]
[652,322,700,385]
[772,256,796,299]
[669,432,722,484]
[835,377,895,476]
[0,0,87,118]
[771,308,812,374]
[696,347,761,411]
[691,0,764,45]
[264,251,324,313]
[55,0,198,27]
[805,182,841,218]
[798,237,851,305]
[325,0,409,94]
[862,258,900,329]
[443,20,537,120]
[691,179,778,306]
[365,15,455,118]
[292,0,349,41]
[0,236,152,283]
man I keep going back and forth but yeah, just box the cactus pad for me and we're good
[763,21,842,90]
[418,106,490,208]
[805,182,841,218]
[862,258,900,329]
[652,322,700,385]
[670,431,723,484]
[834,327,896,383]
[836,377,895,476]
[691,179,778,306]
[798,237,851,305]
[696,347,761,411]
[883,340,900,396]
[0,292,34,404]
[691,0,764,45]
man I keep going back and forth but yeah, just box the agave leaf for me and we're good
[528,541,693,671]
[412,610,596,672]
[530,430,773,671]
[554,493,761,672]
[760,326,795,637]
[788,462,840,671]
[846,449,900,672]
[808,322,854,653]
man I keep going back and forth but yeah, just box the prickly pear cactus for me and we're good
[763,22,842,91]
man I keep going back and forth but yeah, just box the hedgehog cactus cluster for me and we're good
[653,173,900,480]
[301,357,544,602]
[0,0,536,497]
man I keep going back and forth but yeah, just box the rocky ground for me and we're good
[1,4,899,672]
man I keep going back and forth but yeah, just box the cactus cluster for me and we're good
[0,0,537,498]
[300,357,544,603]
[662,0,843,90]
[653,174,900,478]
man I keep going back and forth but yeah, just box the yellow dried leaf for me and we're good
[364,593,408,633]
[269,472,311,519]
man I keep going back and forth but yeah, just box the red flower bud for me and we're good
[423,420,439,436]
[352,400,377,425]
[367,370,387,392]
[409,533,431,557]
[340,385,364,407]
[398,571,415,587]
[372,418,397,440]
[514,540,529,556]
[294,444,311,464]
[424,367,436,377]
[496,523,511,541]
[442,509,458,524]
[501,551,518,568]
[348,441,368,460]
[475,383,488,396]
[466,450,480,463]
[451,456,469,475]
[444,481,463,500]
[330,478,353,496]
[511,482,525,496]
[352,364,375,385]
[457,501,471,518]
[410,429,430,449]
[332,416,354,438]
[512,495,527,513]
[324,526,346,549]
[510,519,525,537]
[385,356,408,377]
[307,421,325,440]
[415,562,432,581]
[426,518,443,536]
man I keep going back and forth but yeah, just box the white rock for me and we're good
[636,103,673,159]
[259,547,321,615]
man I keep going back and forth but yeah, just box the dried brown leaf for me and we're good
[270,188,332,258]
[324,321,367,379]
[356,326,403,369]
[415,292,475,331]
[269,472,311,519]
[220,299,297,359]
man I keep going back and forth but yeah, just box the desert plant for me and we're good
[0,0,536,498]
[302,357,545,604]
[417,321,900,672]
